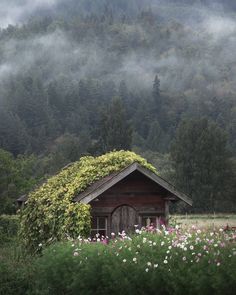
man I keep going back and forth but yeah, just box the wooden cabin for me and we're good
[17,162,192,236]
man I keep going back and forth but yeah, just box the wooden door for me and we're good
[111,205,137,234]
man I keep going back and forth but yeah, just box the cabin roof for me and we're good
[73,162,192,206]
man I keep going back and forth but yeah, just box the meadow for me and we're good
[172,214,236,228]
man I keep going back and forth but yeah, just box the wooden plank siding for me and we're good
[90,171,169,235]
[90,171,166,211]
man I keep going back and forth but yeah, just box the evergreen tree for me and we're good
[97,97,132,153]
[171,118,231,212]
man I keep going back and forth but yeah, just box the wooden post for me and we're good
[165,201,170,226]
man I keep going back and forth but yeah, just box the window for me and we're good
[91,216,107,237]
[141,215,165,228]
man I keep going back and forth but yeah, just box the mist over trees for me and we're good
[0,0,235,213]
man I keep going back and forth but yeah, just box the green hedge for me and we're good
[31,229,236,295]
[0,215,19,245]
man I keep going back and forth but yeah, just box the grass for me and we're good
[171,214,236,228]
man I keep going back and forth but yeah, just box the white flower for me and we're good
[38,243,43,247]
[137,244,141,248]
[133,257,137,262]
[135,229,140,234]
[97,238,100,242]
[161,241,165,246]
[164,260,168,264]
[111,232,115,236]
[217,262,220,266]
[154,264,158,268]
[190,245,194,250]
[182,256,186,261]
[123,259,127,263]
[147,262,152,266]
[153,242,156,246]
[73,252,79,256]
[197,229,201,234]
[145,268,149,272]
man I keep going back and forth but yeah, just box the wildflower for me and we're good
[135,229,140,234]
[133,257,137,262]
[137,244,141,248]
[190,245,194,250]
[154,264,158,268]
[97,238,101,242]
[145,268,149,272]
[123,259,127,263]
[153,242,156,246]
[183,256,186,261]
[73,252,79,256]
[147,262,152,266]
[111,232,115,236]
[217,262,221,266]
[161,241,165,246]
[197,229,201,234]
[38,243,43,247]
[164,260,168,264]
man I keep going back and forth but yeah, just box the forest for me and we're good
[0,0,235,214]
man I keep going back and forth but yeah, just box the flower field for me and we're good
[32,226,236,295]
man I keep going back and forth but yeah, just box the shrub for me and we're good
[0,242,33,295]
[20,151,157,252]
[32,227,236,295]
[0,215,19,245]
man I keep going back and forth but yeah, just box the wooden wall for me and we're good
[90,170,167,214]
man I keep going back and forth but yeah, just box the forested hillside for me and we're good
[0,0,235,213]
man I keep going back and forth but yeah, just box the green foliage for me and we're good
[0,149,47,214]
[0,241,33,295]
[97,97,133,153]
[171,118,232,212]
[20,150,156,251]
[31,230,236,295]
[0,215,19,245]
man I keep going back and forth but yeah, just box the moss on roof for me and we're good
[20,150,157,251]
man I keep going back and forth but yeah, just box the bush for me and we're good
[0,242,33,295]
[0,215,19,245]
[32,227,236,295]
[20,151,156,252]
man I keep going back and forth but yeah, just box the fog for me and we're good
[0,0,236,95]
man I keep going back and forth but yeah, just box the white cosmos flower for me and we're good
[145,268,149,272]
[123,259,127,263]
[164,260,168,264]
[147,262,152,266]
[154,264,158,268]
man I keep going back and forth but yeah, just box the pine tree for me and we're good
[171,118,231,212]
[97,97,132,153]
